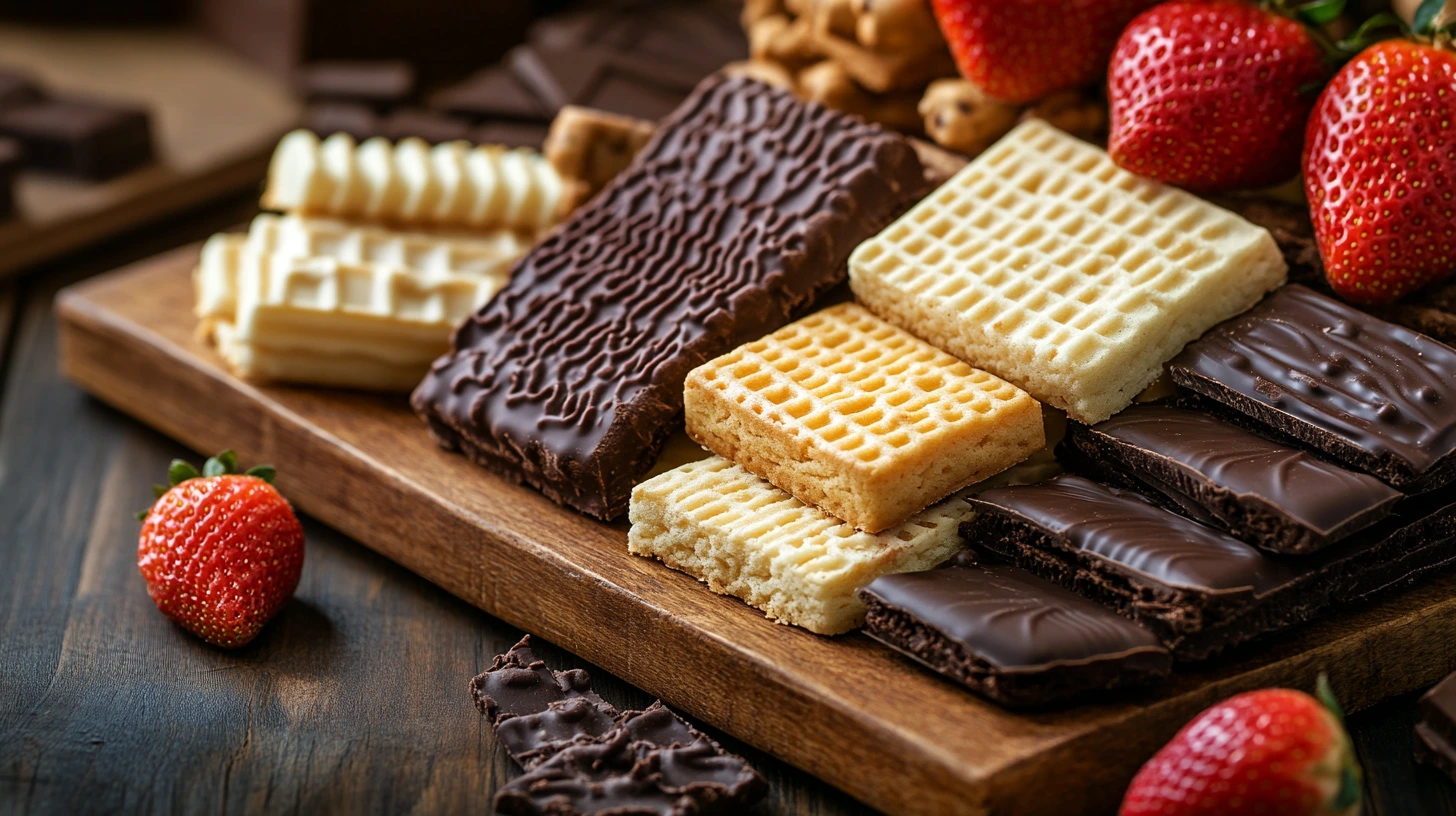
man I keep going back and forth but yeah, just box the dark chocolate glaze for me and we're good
[469,636,617,728]
[863,565,1166,671]
[1170,285,1456,480]
[1082,405,1401,549]
[971,474,1297,596]
[412,74,929,519]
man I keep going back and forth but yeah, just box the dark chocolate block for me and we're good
[1068,405,1402,554]
[432,67,549,122]
[0,137,20,221]
[0,99,153,179]
[1169,285,1456,493]
[303,103,379,142]
[861,564,1171,707]
[297,60,415,109]
[965,474,1456,661]
[376,109,473,145]
[412,74,930,519]
[0,69,42,112]
[1417,673,1456,784]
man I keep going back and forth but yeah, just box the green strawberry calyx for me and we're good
[136,450,277,520]
[1315,673,1363,814]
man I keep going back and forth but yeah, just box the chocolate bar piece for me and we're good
[1417,672,1456,783]
[861,564,1171,707]
[297,60,415,109]
[376,109,473,145]
[474,636,766,815]
[1169,285,1456,493]
[0,99,153,179]
[965,474,1456,661]
[433,67,549,122]
[0,137,20,221]
[1067,405,1402,554]
[0,69,43,112]
[302,103,378,141]
[412,74,929,519]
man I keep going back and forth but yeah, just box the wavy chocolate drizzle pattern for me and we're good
[1171,285,1456,472]
[1092,405,1401,534]
[864,565,1165,670]
[412,74,926,519]
[973,475,1298,596]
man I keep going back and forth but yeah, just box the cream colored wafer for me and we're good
[685,303,1043,533]
[206,251,493,390]
[849,120,1288,424]
[628,456,970,634]
[261,130,568,232]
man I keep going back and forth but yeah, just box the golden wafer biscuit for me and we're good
[261,130,567,232]
[685,303,1043,533]
[206,251,494,390]
[849,120,1287,424]
[808,25,955,93]
[628,456,970,634]
[542,107,657,210]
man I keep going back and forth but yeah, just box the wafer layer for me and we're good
[849,119,1287,424]
[261,130,567,232]
[206,250,493,390]
[628,456,970,634]
[685,303,1042,533]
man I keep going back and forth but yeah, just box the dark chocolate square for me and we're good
[861,564,1171,707]
[411,75,929,519]
[0,98,153,180]
[1067,404,1402,554]
[303,103,379,142]
[0,69,43,112]
[1169,285,1456,492]
[297,60,415,109]
[376,109,473,145]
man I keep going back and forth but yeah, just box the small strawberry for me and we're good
[929,0,1160,105]
[1119,676,1361,816]
[1108,1,1333,193]
[1304,34,1456,303]
[137,450,304,648]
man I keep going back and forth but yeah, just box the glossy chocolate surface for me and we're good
[1086,405,1401,539]
[1170,285,1456,475]
[864,565,1167,671]
[412,74,928,519]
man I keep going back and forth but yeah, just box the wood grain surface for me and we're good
[51,243,1456,815]
[0,26,297,277]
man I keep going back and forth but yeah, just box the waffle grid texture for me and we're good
[628,456,970,634]
[849,119,1287,424]
[260,130,567,232]
[685,303,1043,532]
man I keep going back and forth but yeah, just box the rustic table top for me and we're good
[3,195,1456,816]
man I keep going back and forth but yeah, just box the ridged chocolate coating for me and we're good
[412,74,929,519]
[1169,285,1456,491]
[1072,405,1402,554]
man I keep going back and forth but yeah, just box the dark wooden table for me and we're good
[3,196,1456,816]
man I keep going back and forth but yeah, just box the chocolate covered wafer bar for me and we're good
[1067,405,1402,554]
[965,474,1456,661]
[1169,285,1456,493]
[412,74,930,519]
[861,563,1171,707]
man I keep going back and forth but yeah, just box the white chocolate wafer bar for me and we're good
[685,303,1043,533]
[260,130,568,232]
[850,120,1287,424]
[628,456,970,635]
[200,245,494,390]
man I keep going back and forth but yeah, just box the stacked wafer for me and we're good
[193,130,571,390]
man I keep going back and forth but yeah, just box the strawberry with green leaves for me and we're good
[137,450,304,648]
[1304,6,1456,303]
[1120,676,1361,816]
[929,0,1160,105]
[1108,0,1335,193]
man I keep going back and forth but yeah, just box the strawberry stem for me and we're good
[1316,673,1346,724]
[1416,0,1446,35]
[1292,0,1347,26]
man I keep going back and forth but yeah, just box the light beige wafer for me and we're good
[849,119,1288,424]
[204,250,493,390]
[260,130,568,232]
[628,456,970,635]
[685,303,1043,533]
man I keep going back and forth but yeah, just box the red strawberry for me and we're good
[1119,677,1361,816]
[137,451,304,648]
[1304,38,1456,303]
[1108,1,1331,193]
[930,0,1160,105]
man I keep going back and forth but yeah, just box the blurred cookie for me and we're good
[798,61,921,132]
[852,0,942,52]
[1021,90,1109,145]
[543,106,656,210]
[918,78,1018,156]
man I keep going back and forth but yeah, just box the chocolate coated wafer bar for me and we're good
[965,474,1456,661]
[1067,405,1402,554]
[861,563,1171,707]
[412,74,930,519]
[1170,285,1456,493]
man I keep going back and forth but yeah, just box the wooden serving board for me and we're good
[0,25,297,277]
[57,246,1456,816]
